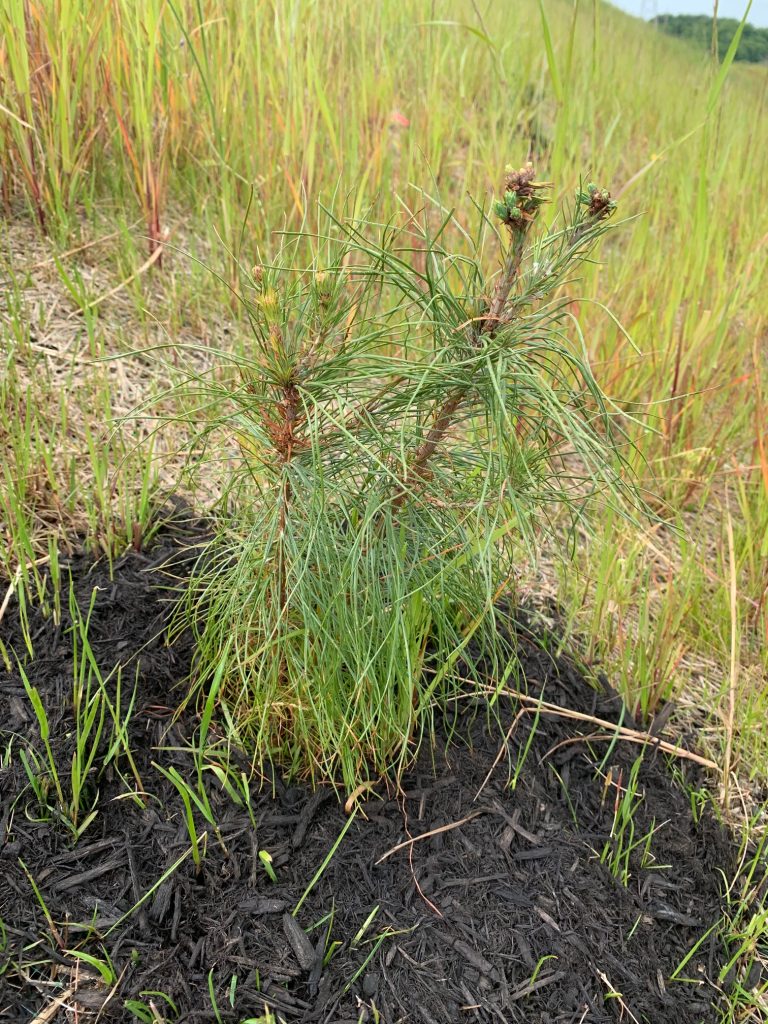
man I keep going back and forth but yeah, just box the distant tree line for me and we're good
[653,15,768,63]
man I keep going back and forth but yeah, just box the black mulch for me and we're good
[0,513,734,1023]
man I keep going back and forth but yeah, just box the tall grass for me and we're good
[1,0,766,787]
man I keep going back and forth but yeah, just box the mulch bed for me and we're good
[0,512,734,1023]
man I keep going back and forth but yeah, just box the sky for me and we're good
[608,0,768,27]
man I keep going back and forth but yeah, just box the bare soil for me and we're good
[0,512,734,1023]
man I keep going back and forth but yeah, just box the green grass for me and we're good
[1,0,764,768]
[1,1,766,1015]
[12,578,146,839]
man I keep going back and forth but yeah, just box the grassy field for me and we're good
[1,0,767,1014]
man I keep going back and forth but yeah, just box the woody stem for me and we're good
[391,225,529,509]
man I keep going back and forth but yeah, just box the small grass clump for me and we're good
[176,167,638,790]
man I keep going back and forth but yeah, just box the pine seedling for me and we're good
[175,164,636,791]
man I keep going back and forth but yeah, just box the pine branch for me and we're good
[392,164,546,508]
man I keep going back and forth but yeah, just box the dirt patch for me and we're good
[0,514,734,1023]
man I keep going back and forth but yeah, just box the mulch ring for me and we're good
[0,513,735,1024]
